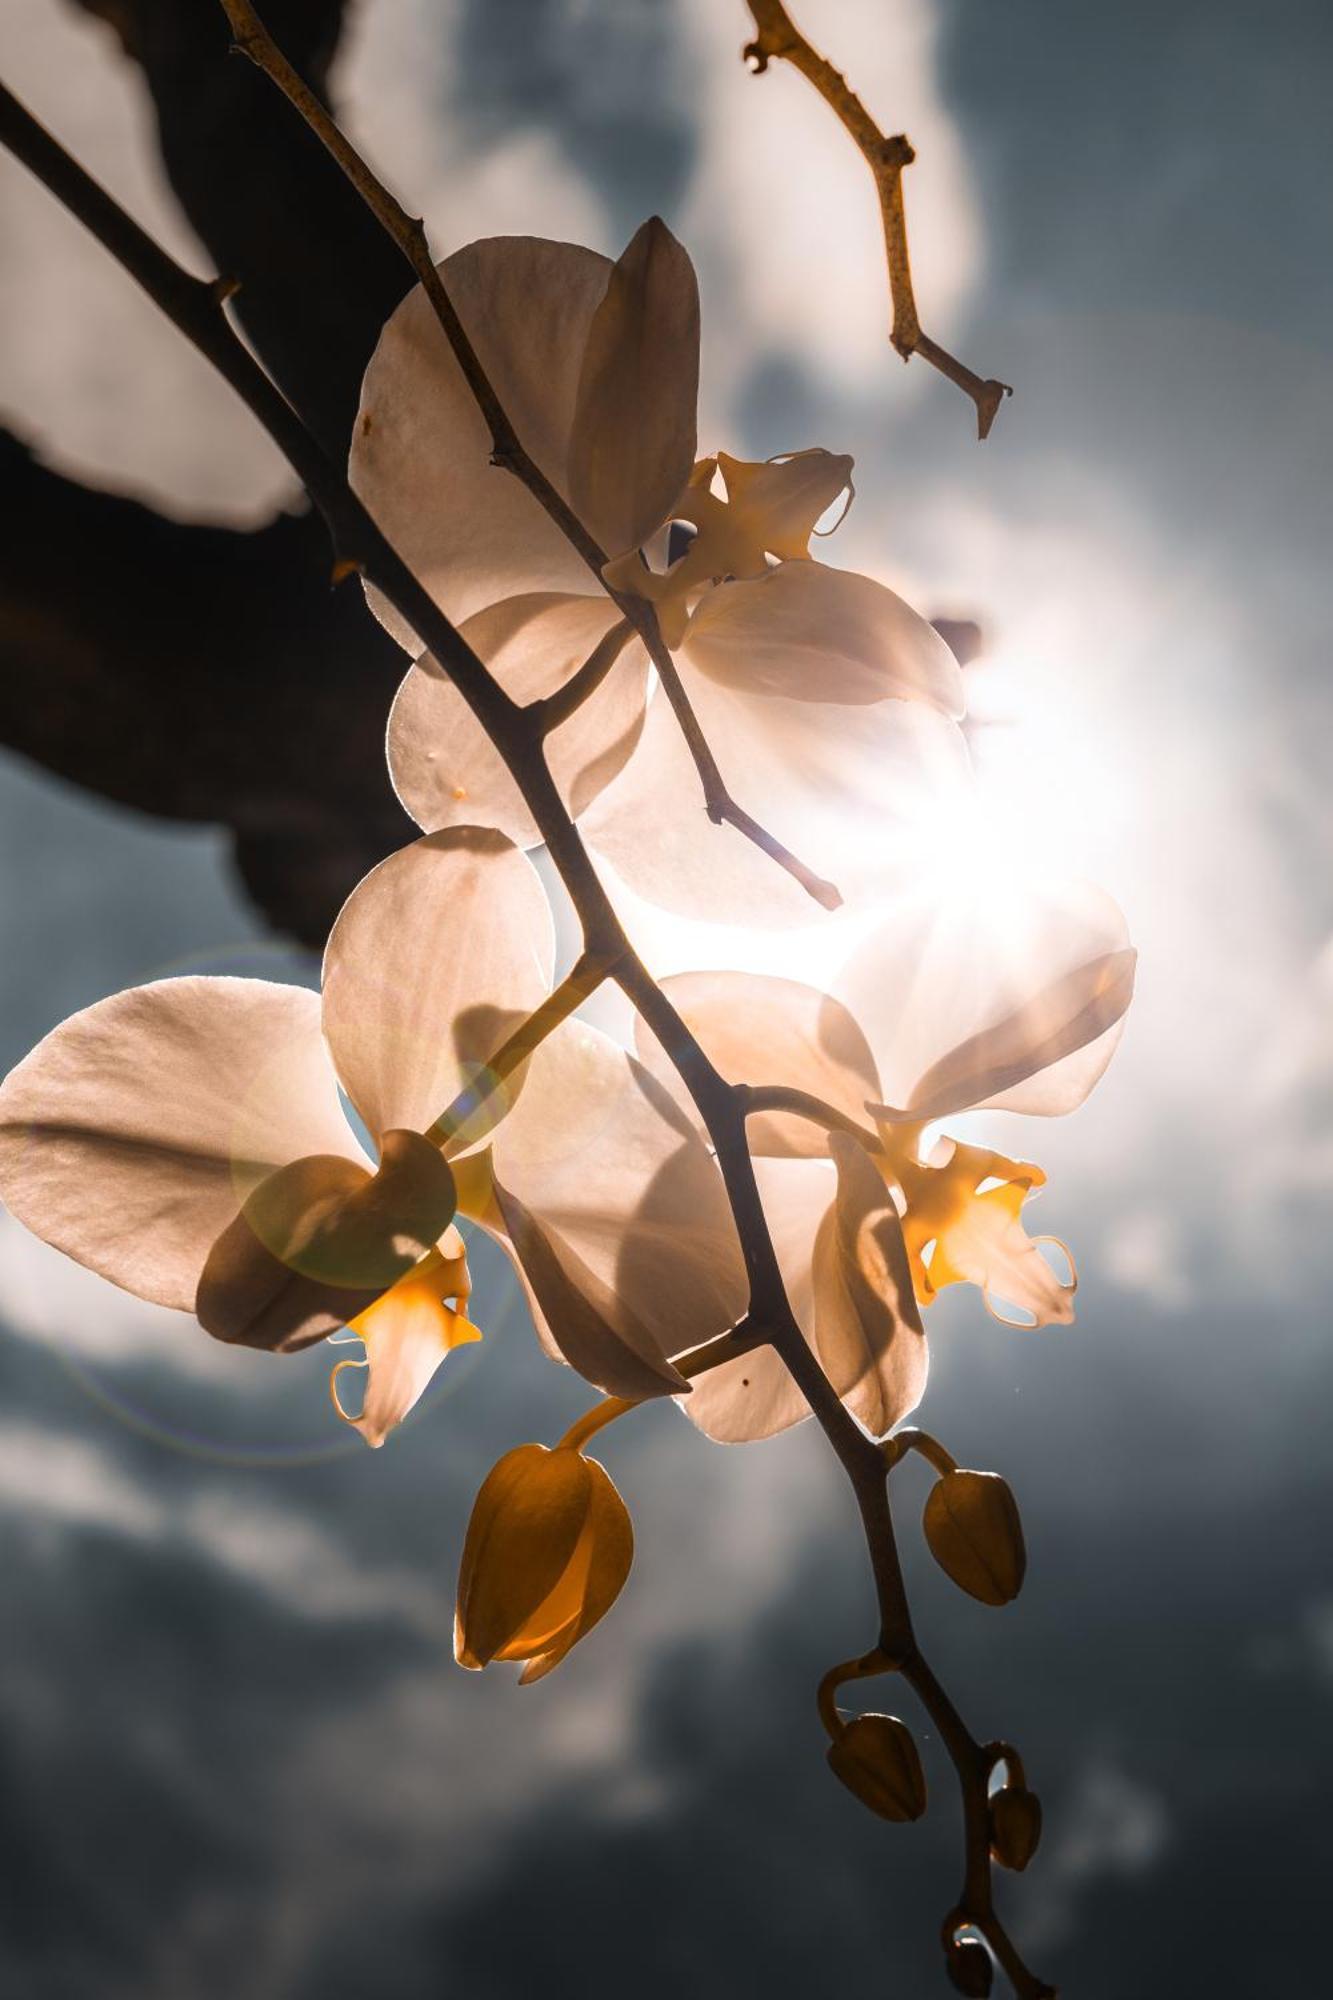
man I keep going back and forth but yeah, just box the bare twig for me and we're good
[743,0,1012,440]
[220,0,841,911]
[0,71,1048,1999]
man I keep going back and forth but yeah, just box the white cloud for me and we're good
[182,1489,440,1627]
[678,0,981,415]
[340,0,981,427]
[1023,1756,1172,1951]
[0,1419,161,1539]
[0,0,292,519]
[0,1403,437,1635]
[1101,1207,1194,1310]
[0,1209,230,1378]
[340,0,607,252]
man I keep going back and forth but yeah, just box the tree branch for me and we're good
[0,430,411,945]
[742,0,1012,440]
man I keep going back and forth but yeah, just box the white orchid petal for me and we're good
[683,561,964,712]
[938,1190,1077,1331]
[485,1020,747,1376]
[490,1179,691,1400]
[583,666,972,926]
[388,593,649,845]
[812,1133,928,1438]
[350,236,613,638]
[567,217,700,557]
[321,828,555,1144]
[840,876,1135,1121]
[198,1154,378,1353]
[0,978,357,1311]
[636,972,882,1157]
[892,950,1137,1122]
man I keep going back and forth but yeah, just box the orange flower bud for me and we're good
[989,1783,1043,1871]
[455,1444,633,1683]
[923,1470,1026,1606]
[946,1938,994,1996]
[826,1713,927,1822]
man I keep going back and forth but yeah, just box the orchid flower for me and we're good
[349,219,970,926]
[0,829,748,1445]
[635,876,1136,1442]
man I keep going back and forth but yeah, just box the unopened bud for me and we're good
[826,1713,927,1822]
[455,1444,632,1683]
[989,1783,1043,1871]
[923,1469,1026,1606]
[946,1938,994,1997]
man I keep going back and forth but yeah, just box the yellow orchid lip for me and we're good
[602,445,857,653]
[871,1123,1075,1328]
[330,1237,481,1450]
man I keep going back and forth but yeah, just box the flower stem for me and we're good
[739,1081,881,1149]
[423,951,612,1149]
[816,1647,898,1741]
[884,1426,958,1478]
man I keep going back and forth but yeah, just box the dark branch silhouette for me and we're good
[0,0,411,940]
[0,430,412,945]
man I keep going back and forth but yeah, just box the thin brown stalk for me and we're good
[743,0,1012,440]
[738,1081,881,1149]
[424,950,616,1148]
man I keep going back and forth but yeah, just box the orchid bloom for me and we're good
[349,219,970,926]
[0,828,749,1445]
[635,876,1136,1442]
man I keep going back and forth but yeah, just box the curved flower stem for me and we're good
[218,0,841,912]
[816,1646,899,1740]
[0,79,1051,2000]
[556,1398,635,1455]
[742,0,1012,440]
[883,1425,958,1478]
[738,1081,881,1149]
[424,950,615,1148]
[556,1317,768,1453]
